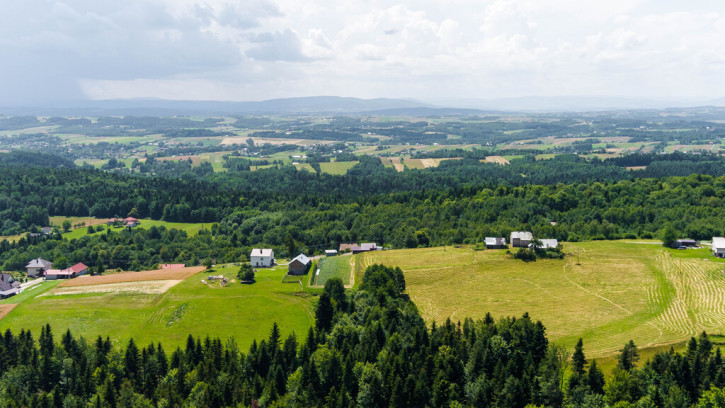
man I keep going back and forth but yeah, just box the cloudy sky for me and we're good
[1,0,724,105]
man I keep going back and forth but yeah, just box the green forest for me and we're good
[2,153,725,270]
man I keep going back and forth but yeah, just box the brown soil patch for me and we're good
[58,266,204,287]
[626,166,647,171]
[0,304,18,320]
[51,280,182,295]
[483,156,510,165]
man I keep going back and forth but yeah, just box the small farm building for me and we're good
[0,274,20,299]
[712,237,725,257]
[510,231,533,248]
[535,239,559,249]
[485,237,507,249]
[45,263,89,280]
[339,243,357,252]
[674,239,697,248]
[325,249,338,256]
[340,243,380,253]
[250,248,275,267]
[26,258,52,278]
[41,227,53,235]
[288,254,311,275]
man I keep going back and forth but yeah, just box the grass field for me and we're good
[353,242,725,360]
[314,256,353,286]
[320,161,358,175]
[62,219,210,240]
[0,264,315,350]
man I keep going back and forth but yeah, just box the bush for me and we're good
[238,263,255,283]
[513,248,537,262]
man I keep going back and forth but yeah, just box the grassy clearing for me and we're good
[0,264,314,350]
[353,241,725,361]
[314,256,353,286]
[320,161,358,175]
[62,219,210,240]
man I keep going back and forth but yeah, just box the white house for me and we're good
[712,237,725,257]
[250,248,275,267]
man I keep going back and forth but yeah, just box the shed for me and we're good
[45,269,75,280]
[712,237,725,257]
[339,243,358,253]
[325,249,338,257]
[250,248,275,267]
[674,239,697,248]
[485,237,507,249]
[510,231,533,248]
[288,254,311,275]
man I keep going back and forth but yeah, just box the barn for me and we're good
[288,254,311,275]
[485,237,507,249]
[510,231,533,248]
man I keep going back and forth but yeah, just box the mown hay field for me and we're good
[354,242,725,358]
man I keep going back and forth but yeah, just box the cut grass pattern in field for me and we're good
[355,242,725,358]
[315,256,353,286]
[0,264,314,350]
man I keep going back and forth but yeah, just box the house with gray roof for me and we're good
[25,258,52,278]
[0,274,20,299]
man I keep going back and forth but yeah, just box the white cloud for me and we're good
[1,0,725,104]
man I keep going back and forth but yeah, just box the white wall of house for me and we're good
[250,249,275,267]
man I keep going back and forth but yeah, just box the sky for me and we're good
[1,0,724,105]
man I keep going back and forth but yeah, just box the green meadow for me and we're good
[0,264,316,351]
[62,219,211,240]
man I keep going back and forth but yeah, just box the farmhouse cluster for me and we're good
[25,258,89,280]
[484,232,558,250]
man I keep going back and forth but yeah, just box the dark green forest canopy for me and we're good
[0,266,722,408]
[2,164,725,270]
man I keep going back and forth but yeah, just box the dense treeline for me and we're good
[0,267,723,407]
[3,155,725,255]
[0,225,243,272]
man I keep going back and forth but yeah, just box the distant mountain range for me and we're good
[2,95,725,116]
